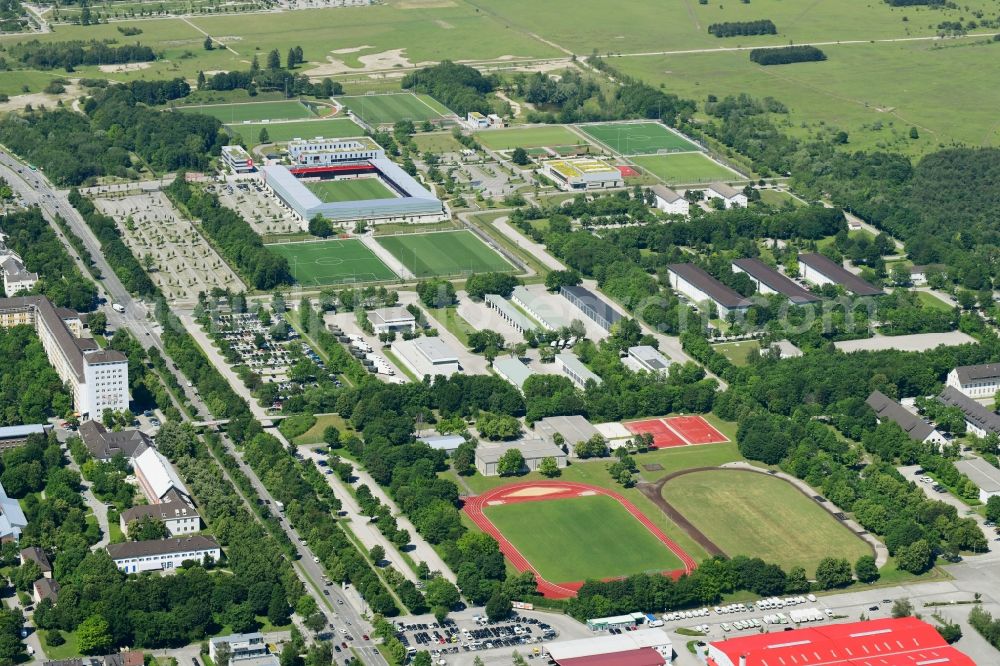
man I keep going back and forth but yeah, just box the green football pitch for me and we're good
[630,152,740,185]
[267,238,396,285]
[581,122,700,155]
[475,125,586,150]
[305,178,395,203]
[336,93,452,126]
[180,100,314,123]
[225,118,364,146]
[376,230,513,278]
[662,470,871,577]
[483,495,683,582]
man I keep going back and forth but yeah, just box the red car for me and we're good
[362,634,369,641]
[341,643,347,650]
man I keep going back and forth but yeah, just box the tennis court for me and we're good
[376,230,513,278]
[581,122,700,155]
[266,238,397,285]
[305,178,396,203]
[336,93,452,126]
[625,418,686,448]
[666,415,729,444]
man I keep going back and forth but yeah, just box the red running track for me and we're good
[463,481,697,599]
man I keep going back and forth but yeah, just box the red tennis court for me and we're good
[625,418,686,448]
[616,165,639,177]
[666,415,728,444]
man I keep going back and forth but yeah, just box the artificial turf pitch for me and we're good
[336,93,450,125]
[376,230,513,278]
[180,100,314,123]
[266,238,396,285]
[482,494,683,582]
[630,152,739,185]
[225,118,364,146]
[661,470,871,576]
[305,178,395,203]
[581,122,700,155]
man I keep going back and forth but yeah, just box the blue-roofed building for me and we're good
[0,481,27,542]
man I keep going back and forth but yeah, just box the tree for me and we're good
[985,495,1000,523]
[77,614,113,655]
[267,586,291,626]
[538,456,560,478]
[511,147,530,166]
[854,555,879,584]
[214,642,233,666]
[127,516,169,541]
[468,330,505,354]
[574,434,608,459]
[369,545,385,564]
[485,591,512,621]
[896,539,934,574]
[785,566,811,593]
[304,612,327,633]
[452,441,475,476]
[891,598,914,618]
[266,49,281,70]
[88,311,107,335]
[258,127,270,144]
[425,578,461,610]
[323,425,341,447]
[287,47,298,69]
[909,126,919,139]
[412,653,432,666]
[477,412,521,440]
[416,279,455,308]
[203,35,214,50]
[197,70,206,89]
[497,448,525,477]
[308,215,333,238]
[544,269,582,292]
[814,557,852,589]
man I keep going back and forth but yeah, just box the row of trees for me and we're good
[749,45,827,65]
[6,38,156,70]
[708,19,777,37]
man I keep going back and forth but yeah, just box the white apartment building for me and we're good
[946,363,1000,399]
[1,255,38,297]
[107,535,221,574]
[0,297,129,418]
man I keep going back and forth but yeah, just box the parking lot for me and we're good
[210,180,303,237]
[93,191,244,303]
[396,614,557,661]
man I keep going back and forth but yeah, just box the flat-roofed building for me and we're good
[511,285,571,331]
[651,185,689,216]
[221,145,254,173]
[475,438,567,476]
[936,386,1000,438]
[704,182,747,208]
[545,628,672,666]
[666,264,751,317]
[287,136,384,164]
[492,356,535,391]
[485,294,540,334]
[369,307,416,334]
[865,390,947,446]
[556,352,602,388]
[954,457,1000,503]
[209,632,270,665]
[416,434,466,454]
[946,363,1000,399]
[534,415,599,448]
[391,337,460,378]
[107,535,221,574]
[0,423,51,451]
[627,345,672,375]
[732,257,820,305]
[561,285,623,331]
[798,253,884,296]
[542,158,623,191]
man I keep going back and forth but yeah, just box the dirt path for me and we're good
[638,467,725,558]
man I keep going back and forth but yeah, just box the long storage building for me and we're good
[798,253,883,296]
[732,257,820,304]
[666,264,751,317]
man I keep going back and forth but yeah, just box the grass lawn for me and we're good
[305,177,396,202]
[483,494,684,581]
[915,290,953,311]
[426,307,476,346]
[581,122,700,155]
[713,340,760,367]
[226,118,364,147]
[630,152,740,185]
[178,100,314,123]
[475,125,587,151]
[294,413,353,445]
[376,230,514,277]
[759,189,805,207]
[336,92,451,125]
[412,132,468,154]
[636,440,743,482]
[266,238,397,285]
[662,469,872,576]
[40,630,81,660]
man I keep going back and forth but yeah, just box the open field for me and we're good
[630,152,740,185]
[336,92,451,125]
[305,178,396,202]
[581,122,699,155]
[661,469,871,576]
[376,230,513,277]
[178,100,314,123]
[475,126,587,151]
[713,340,760,367]
[225,118,364,146]
[267,238,397,285]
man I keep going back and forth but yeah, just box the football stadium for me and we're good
[262,136,445,224]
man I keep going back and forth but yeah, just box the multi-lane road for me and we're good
[0,152,387,666]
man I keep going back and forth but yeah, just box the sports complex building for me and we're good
[262,137,444,224]
[542,157,624,191]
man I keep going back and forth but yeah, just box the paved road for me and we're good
[899,463,995,544]
[0,154,386,666]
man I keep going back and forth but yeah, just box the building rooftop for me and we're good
[210,632,265,646]
[20,546,52,572]
[650,185,683,203]
[706,617,974,666]
[492,356,535,390]
[475,438,565,464]
[511,285,572,329]
[79,421,151,460]
[798,253,884,296]
[628,345,671,372]
[370,307,415,326]
[121,500,198,525]
[107,535,220,560]
[222,145,252,158]
[485,294,540,333]
[866,390,937,442]
[954,457,1000,494]
[412,336,458,364]
[0,423,49,440]
[561,285,624,329]
[133,447,190,501]
[953,363,1000,385]
[556,648,664,666]
[937,386,1000,435]
[556,352,603,385]
[707,182,741,199]
[534,415,599,447]
[34,577,60,602]
[417,434,467,452]
[732,257,821,304]
[287,136,381,153]
[667,263,751,309]
[545,158,619,179]
[0,481,27,539]
[546,628,671,662]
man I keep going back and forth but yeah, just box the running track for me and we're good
[463,481,697,599]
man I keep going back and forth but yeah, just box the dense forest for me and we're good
[4,39,156,70]
[401,61,495,116]
[749,45,827,65]
[1,208,98,310]
[708,19,777,37]
[0,326,70,425]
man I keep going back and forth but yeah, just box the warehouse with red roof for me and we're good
[705,617,974,666]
